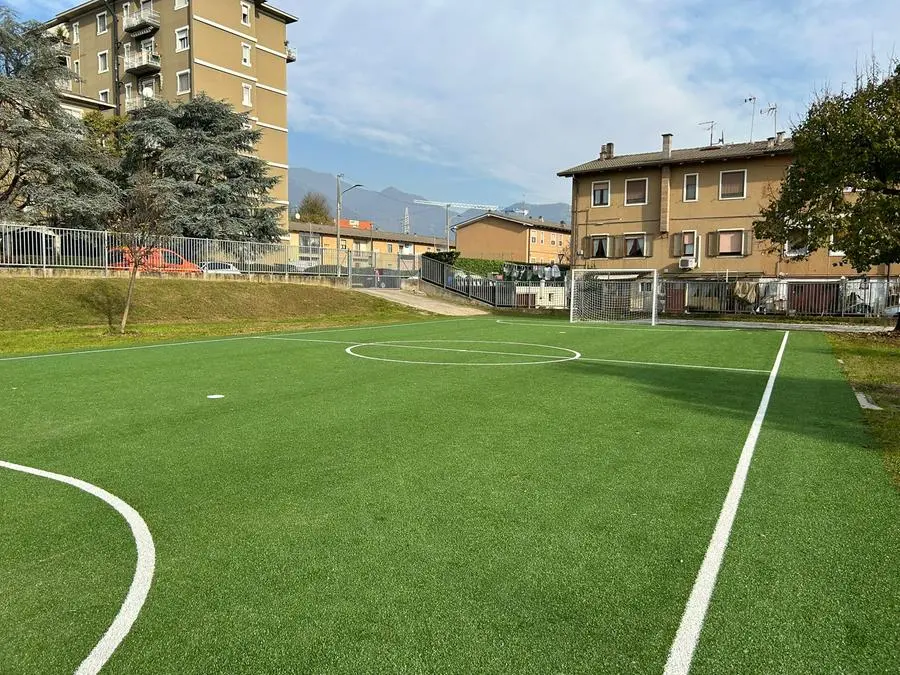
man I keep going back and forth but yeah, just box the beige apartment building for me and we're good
[289,221,450,265]
[46,0,295,229]
[454,212,571,264]
[558,134,890,279]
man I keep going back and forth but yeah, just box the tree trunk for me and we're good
[120,263,139,334]
[895,311,900,332]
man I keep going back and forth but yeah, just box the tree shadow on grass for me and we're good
[76,280,126,329]
[556,360,870,450]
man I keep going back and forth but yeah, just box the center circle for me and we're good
[344,340,581,366]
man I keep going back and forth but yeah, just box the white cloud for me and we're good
[283,0,900,201]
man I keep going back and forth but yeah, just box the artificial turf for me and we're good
[0,318,897,673]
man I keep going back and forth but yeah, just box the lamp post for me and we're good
[335,173,363,277]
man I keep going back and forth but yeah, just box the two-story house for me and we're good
[453,212,571,264]
[44,0,296,230]
[558,133,888,279]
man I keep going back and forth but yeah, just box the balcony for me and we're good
[125,95,148,113]
[125,52,161,76]
[286,45,297,63]
[123,8,160,37]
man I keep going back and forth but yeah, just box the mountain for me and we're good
[288,167,569,238]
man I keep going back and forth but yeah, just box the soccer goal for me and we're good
[569,269,659,324]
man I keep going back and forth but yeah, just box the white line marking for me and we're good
[252,337,359,345]
[345,340,581,366]
[496,319,740,333]
[0,318,473,363]
[0,460,155,675]
[853,390,883,411]
[664,330,790,675]
[578,356,770,374]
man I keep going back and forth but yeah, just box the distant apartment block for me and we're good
[558,134,890,278]
[45,0,296,230]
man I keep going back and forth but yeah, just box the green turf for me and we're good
[0,318,897,673]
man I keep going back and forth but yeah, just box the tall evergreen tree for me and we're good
[0,7,118,227]
[121,94,283,241]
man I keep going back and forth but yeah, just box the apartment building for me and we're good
[289,222,450,259]
[46,0,296,229]
[453,212,571,264]
[558,134,889,278]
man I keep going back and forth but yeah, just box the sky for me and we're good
[16,0,900,205]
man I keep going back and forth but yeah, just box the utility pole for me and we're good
[413,200,498,249]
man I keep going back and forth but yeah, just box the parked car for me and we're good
[884,305,900,318]
[199,261,241,275]
[108,247,202,276]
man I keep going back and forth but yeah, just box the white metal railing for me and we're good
[124,52,161,71]
[125,95,146,112]
[285,46,297,61]
[123,8,161,30]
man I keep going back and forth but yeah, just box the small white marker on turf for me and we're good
[207,394,225,399]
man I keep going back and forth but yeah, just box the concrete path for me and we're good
[357,288,489,316]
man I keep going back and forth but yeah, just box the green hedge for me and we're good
[422,251,460,265]
[454,257,505,278]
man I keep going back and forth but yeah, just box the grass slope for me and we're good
[0,277,426,355]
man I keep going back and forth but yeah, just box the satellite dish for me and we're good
[142,86,154,98]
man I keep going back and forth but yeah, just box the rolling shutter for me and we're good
[671,233,684,257]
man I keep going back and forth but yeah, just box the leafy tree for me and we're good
[120,94,283,241]
[83,110,127,157]
[754,63,900,328]
[0,7,118,227]
[294,191,332,225]
[111,172,177,333]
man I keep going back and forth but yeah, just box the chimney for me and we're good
[776,130,785,145]
[538,216,544,222]
[606,142,615,159]
[766,136,776,149]
[662,133,673,158]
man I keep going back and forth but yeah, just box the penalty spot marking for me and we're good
[345,340,581,366]
[664,331,790,675]
[0,460,155,675]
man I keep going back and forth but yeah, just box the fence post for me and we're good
[347,250,352,288]
[103,230,109,277]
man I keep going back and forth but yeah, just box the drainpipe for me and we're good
[103,0,122,116]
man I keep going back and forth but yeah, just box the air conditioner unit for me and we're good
[678,257,697,270]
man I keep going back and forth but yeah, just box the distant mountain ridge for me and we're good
[288,167,569,238]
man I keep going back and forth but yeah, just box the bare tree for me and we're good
[110,174,175,334]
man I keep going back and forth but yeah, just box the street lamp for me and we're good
[335,173,363,277]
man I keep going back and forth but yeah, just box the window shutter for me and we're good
[742,229,753,256]
[671,233,683,257]
[610,235,624,258]
[643,236,653,257]
[581,236,591,257]
[707,231,719,256]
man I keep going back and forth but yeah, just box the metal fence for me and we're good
[662,277,898,319]
[420,256,567,308]
[0,223,422,285]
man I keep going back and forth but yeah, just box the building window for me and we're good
[550,239,555,246]
[174,0,188,8]
[592,180,610,207]
[717,230,745,256]
[241,43,251,66]
[684,173,698,202]
[97,50,109,73]
[624,178,648,206]
[719,169,747,200]
[828,235,845,257]
[99,89,110,103]
[241,1,252,26]
[175,27,189,52]
[387,244,393,253]
[785,228,810,257]
[624,233,647,257]
[73,59,80,77]
[590,235,610,258]
[530,235,536,243]
[682,230,696,257]
[242,83,252,107]
[124,82,133,102]
[540,232,544,244]
[176,69,191,95]
[96,12,108,35]
[71,22,79,44]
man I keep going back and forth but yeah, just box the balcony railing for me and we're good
[286,45,297,63]
[125,52,162,75]
[125,95,147,112]
[123,8,161,34]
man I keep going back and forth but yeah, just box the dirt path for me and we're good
[356,289,488,316]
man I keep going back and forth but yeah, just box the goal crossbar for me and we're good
[569,269,659,325]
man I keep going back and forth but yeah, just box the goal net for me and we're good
[569,269,659,324]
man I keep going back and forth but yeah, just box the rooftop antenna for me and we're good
[699,120,716,146]
[743,95,757,142]
[761,103,778,137]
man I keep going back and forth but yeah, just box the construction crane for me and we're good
[413,200,499,249]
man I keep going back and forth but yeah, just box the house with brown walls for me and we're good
[454,212,571,264]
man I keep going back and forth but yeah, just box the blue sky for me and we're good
[19,0,900,205]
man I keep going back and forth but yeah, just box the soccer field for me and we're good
[1,317,897,674]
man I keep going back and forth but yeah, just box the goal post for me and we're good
[569,269,660,325]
